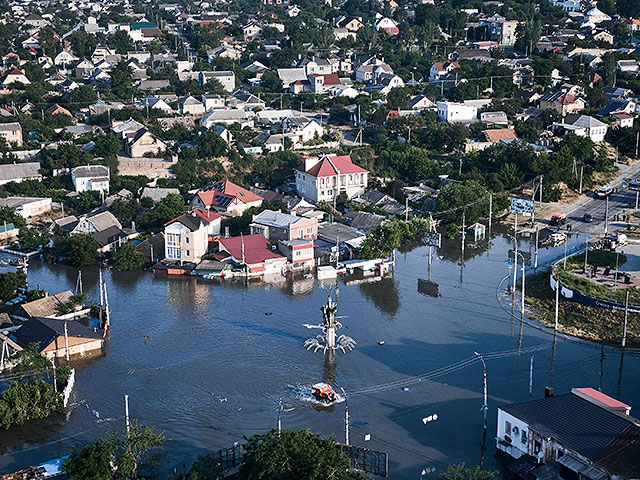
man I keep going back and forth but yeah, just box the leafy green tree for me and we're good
[0,270,26,300]
[239,429,365,480]
[51,235,98,266]
[436,180,493,226]
[0,380,63,429]
[18,227,48,252]
[0,205,26,228]
[12,343,48,375]
[516,4,542,55]
[111,198,140,224]
[260,70,283,93]
[64,439,116,480]
[197,130,228,159]
[360,218,430,259]
[112,243,146,271]
[616,0,640,17]
[111,30,135,54]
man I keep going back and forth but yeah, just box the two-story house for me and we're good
[164,211,211,264]
[295,154,368,204]
[250,209,318,242]
[539,91,585,116]
[125,129,167,158]
[0,123,23,147]
[553,114,608,142]
[428,62,460,83]
[71,165,110,193]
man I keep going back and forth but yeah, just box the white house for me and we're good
[584,6,611,24]
[553,114,608,142]
[295,154,368,203]
[437,100,478,124]
[71,165,110,193]
[429,62,459,82]
[54,50,79,67]
[199,71,236,92]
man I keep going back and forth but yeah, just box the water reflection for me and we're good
[359,277,400,316]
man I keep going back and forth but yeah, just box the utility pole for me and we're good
[64,320,70,362]
[125,394,130,434]
[636,191,639,212]
[539,175,543,207]
[341,388,349,445]
[636,131,639,158]
[405,197,409,222]
[579,165,583,195]
[51,359,57,393]
[277,398,283,435]
[605,195,609,235]
[474,352,488,430]
[555,277,560,330]
[521,257,525,316]
[563,239,567,269]
[585,237,589,273]
[622,289,629,348]
[534,226,539,270]
[488,193,492,232]
[513,212,518,293]
[528,355,533,398]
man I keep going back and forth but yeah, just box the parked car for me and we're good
[583,213,593,223]
[550,212,567,226]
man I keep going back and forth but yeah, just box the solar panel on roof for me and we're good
[215,195,232,207]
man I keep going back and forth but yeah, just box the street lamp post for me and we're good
[474,352,488,430]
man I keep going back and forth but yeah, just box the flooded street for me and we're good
[1,228,639,478]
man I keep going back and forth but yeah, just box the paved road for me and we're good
[544,162,640,237]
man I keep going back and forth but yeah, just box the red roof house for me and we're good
[218,234,287,274]
[295,154,369,203]
[189,180,263,216]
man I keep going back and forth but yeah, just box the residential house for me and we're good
[553,114,608,142]
[0,123,23,146]
[369,73,405,94]
[71,165,110,193]
[376,16,399,35]
[0,162,42,185]
[112,118,146,140]
[618,60,639,75]
[164,211,212,264]
[45,104,72,117]
[179,95,205,115]
[342,211,386,232]
[13,316,104,360]
[138,79,171,91]
[0,197,51,218]
[351,189,406,216]
[2,69,30,86]
[584,6,611,24]
[496,388,640,479]
[437,100,478,124]
[612,113,634,129]
[285,5,300,17]
[74,60,95,78]
[277,67,308,88]
[298,56,334,75]
[207,44,242,62]
[199,71,235,92]
[408,95,436,111]
[242,22,263,41]
[334,15,364,32]
[355,59,393,84]
[201,94,225,111]
[124,129,166,158]
[201,109,254,129]
[539,91,585,116]
[54,50,78,67]
[141,187,181,203]
[138,96,172,113]
[189,180,264,215]
[24,13,48,28]
[428,62,460,82]
[0,222,19,245]
[480,111,508,127]
[295,154,369,203]
[450,49,492,62]
[282,117,323,143]
[250,209,318,242]
[13,290,75,320]
[278,239,314,269]
[229,90,266,110]
[70,211,121,235]
[218,234,287,275]
[479,15,518,45]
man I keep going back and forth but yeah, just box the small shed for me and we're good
[467,222,486,241]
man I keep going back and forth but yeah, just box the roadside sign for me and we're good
[511,197,534,214]
[422,232,441,247]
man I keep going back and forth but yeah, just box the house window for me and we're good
[186,250,190,257]
[521,430,528,445]
[185,237,189,244]
[534,441,541,454]
[505,421,511,435]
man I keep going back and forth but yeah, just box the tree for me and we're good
[0,379,63,429]
[64,439,116,480]
[197,130,227,158]
[516,4,542,55]
[436,180,492,226]
[0,270,27,300]
[260,70,283,93]
[112,244,146,271]
[0,205,26,228]
[51,235,99,266]
[616,0,640,17]
[438,463,498,480]
[111,30,135,54]
[18,227,48,252]
[69,85,99,108]
[239,429,365,480]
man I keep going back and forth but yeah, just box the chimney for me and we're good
[544,387,554,398]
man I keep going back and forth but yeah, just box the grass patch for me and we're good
[526,270,640,345]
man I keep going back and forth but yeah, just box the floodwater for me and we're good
[1,227,639,479]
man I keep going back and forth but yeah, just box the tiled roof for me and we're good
[196,180,263,208]
[485,128,518,143]
[302,154,368,177]
[219,234,284,265]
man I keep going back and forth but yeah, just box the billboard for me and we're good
[418,279,440,298]
[422,232,441,248]
[510,197,534,214]
[339,444,388,477]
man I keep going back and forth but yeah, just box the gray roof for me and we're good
[0,196,49,209]
[14,316,102,352]
[343,211,385,232]
[87,211,122,232]
[564,114,607,129]
[141,187,180,202]
[72,165,110,179]
[252,209,303,229]
[500,393,638,460]
[318,222,366,243]
[0,162,41,182]
[0,122,21,133]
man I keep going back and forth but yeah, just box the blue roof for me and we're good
[0,223,16,233]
